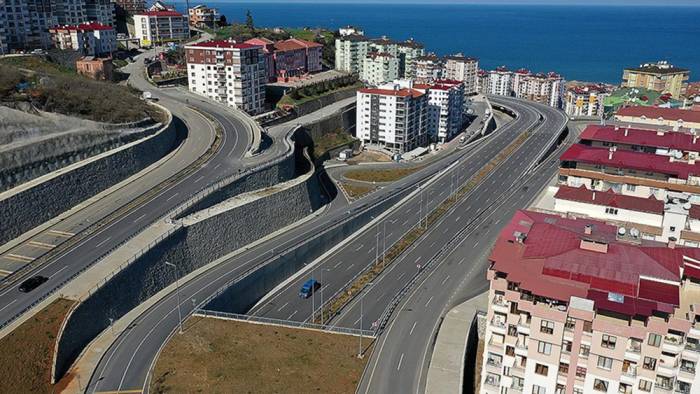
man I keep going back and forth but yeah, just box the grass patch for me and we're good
[344,165,425,183]
[0,298,76,394]
[313,131,355,160]
[150,317,370,394]
[341,182,376,200]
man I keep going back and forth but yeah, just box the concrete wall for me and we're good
[53,147,323,381]
[0,110,179,245]
[294,88,358,117]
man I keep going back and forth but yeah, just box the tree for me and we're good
[245,10,255,34]
[218,15,227,27]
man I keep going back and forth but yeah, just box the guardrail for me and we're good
[195,309,375,337]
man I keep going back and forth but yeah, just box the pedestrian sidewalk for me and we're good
[425,291,487,394]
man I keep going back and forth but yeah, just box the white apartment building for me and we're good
[414,80,465,143]
[49,22,116,56]
[335,34,369,74]
[185,40,266,115]
[339,25,363,37]
[361,52,399,86]
[565,85,610,118]
[481,209,700,394]
[415,55,443,83]
[133,10,189,47]
[356,85,428,154]
[512,70,564,108]
[488,67,513,96]
[397,41,425,80]
[444,54,479,95]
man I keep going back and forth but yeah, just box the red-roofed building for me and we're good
[185,40,266,114]
[615,106,700,131]
[244,37,322,82]
[49,23,116,56]
[133,9,189,47]
[564,84,612,118]
[480,210,700,394]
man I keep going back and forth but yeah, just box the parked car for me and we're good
[299,279,321,299]
[18,275,48,293]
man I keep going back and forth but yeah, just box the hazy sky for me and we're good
[211,0,699,5]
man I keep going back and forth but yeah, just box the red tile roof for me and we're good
[555,185,664,214]
[138,10,184,17]
[489,210,700,317]
[689,204,700,220]
[273,38,322,52]
[580,124,700,152]
[617,106,700,124]
[51,22,114,31]
[186,40,259,50]
[560,143,700,180]
[358,88,424,98]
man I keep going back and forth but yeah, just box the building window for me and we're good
[648,333,662,347]
[575,366,586,378]
[597,355,613,370]
[579,344,590,357]
[540,320,554,334]
[583,321,593,332]
[626,184,636,192]
[538,341,552,355]
[605,207,618,215]
[573,389,583,394]
[565,317,575,330]
[593,379,609,392]
[642,356,656,370]
[535,363,548,376]
[558,362,569,375]
[563,340,572,353]
[532,385,546,394]
[601,334,617,349]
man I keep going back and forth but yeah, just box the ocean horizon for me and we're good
[172,2,700,84]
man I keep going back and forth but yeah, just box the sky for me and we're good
[206,0,700,5]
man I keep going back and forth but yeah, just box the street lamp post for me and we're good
[165,261,183,334]
[382,221,387,266]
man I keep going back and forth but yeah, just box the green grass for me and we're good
[312,131,355,159]
[344,165,425,183]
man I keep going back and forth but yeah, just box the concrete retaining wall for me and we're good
[294,89,358,117]
[0,106,179,245]
[53,147,322,381]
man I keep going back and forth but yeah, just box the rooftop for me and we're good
[273,38,322,52]
[137,10,184,17]
[50,22,114,31]
[358,87,424,98]
[580,124,700,153]
[489,210,700,317]
[616,106,700,124]
[625,61,689,75]
[554,185,664,215]
[186,40,259,50]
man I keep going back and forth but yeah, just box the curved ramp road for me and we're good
[0,50,278,334]
[85,98,541,394]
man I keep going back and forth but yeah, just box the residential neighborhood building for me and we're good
[85,0,115,26]
[49,22,116,56]
[564,84,611,118]
[396,40,425,79]
[1,0,55,50]
[244,37,322,82]
[356,85,428,154]
[244,37,276,82]
[480,209,700,394]
[487,66,513,96]
[622,61,690,99]
[414,80,465,143]
[188,5,219,29]
[415,54,443,83]
[0,6,8,54]
[443,54,479,95]
[76,56,113,80]
[185,40,266,114]
[512,70,564,108]
[133,10,189,47]
[114,0,145,14]
[53,0,87,26]
[339,25,364,37]
[478,69,490,95]
[614,106,700,131]
[335,34,369,74]
[361,52,399,86]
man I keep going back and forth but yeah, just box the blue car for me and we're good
[299,279,321,298]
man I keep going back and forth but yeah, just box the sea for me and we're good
[172,2,700,84]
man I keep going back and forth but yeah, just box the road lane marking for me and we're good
[95,237,112,248]
[367,247,374,253]
[425,296,433,308]
[387,232,393,238]
[166,192,179,201]
[49,266,68,279]
[402,219,410,226]
[194,175,205,183]
[397,272,406,281]
[441,275,450,286]
[409,321,417,336]
[474,241,480,248]
[397,353,405,371]
[5,254,34,262]
[133,213,146,223]
[455,216,461,222]
[47,229,75,237]
[354,316,361,325]
[27,240,56,250]
[354,244,363,252]
[287,310,298,320]
[213,163,221,170]
[345,263,355,271]
[276,302,289,312]
[0,299,16,313]
[429,241,436,248]
[333,260,343,269]
[458,258,465,265]
[414,256,421,264]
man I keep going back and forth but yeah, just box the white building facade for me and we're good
[185,40,266,115]
[488,67,513,96]
[133,10,189,47]
[49,22,116,55]
[335,34,369,74]
[361,52,399,86]
[444,54,479,95]
[415,80,465,143]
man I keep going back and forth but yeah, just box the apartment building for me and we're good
[396,40,424,80]
[85,0,115,26]
[335,34,369,74]
[481,209,700,394]
[114,0,145,14]
[0,6,8,54]
[443,54,479,95]
[268,38,322,80]
[1,0,55,50]
[614,106,700,132]
[244,37,276,82]
[361,52,399,86]
[188,5,219,29]
[415,54,443,83]
[76,56,113,80]
[488,66,513,96]
[622,61,690,99]
[185,40,266,115]
[414,80,465,143]
[49,22,116,56]
[512,71,564,108]
[356,85,428,153]
[133,10,188,47]
[339,25,363,37]
[52,0,87,26]
[478,69,490,95]
[565,85,611,118]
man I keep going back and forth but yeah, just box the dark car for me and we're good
[299,279,321,299]
[18,275,48,293]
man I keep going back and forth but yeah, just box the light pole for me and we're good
[382,221,387,266]
[320,268,330,325]
[375,226,380,266]
[358,281,374,359]
[165,261,183,334]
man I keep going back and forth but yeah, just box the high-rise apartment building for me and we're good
[488,67,513,96]
[356,85,428,153]
[185,40,266,115]
[443,54,479,95]
[188,5,219,29]
[49,22,116,56]
[396,40,424,79]
[335,34,369,74]
[480,209,700,394]
[415,80,465,143]
[114,0,145,15]
[415,54,443,83]
[335,34,424,79]
[512,70,564,108]
[85,0,115,26]
[622,61,690,99]
[361,52,399,86]
[564,85,610,118]
[133,10,189,47]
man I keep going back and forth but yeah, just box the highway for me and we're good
[0,49,282,334]
[85,97,541,393]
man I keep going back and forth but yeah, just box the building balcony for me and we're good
[664,334,686,353]
[510,382,524,393]
[685,340,700,353]
[484,374,501,387]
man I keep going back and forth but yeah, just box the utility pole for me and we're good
[165,261,183,334]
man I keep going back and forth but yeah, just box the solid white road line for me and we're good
[166,192,179,201]
[49,266,68,279]
[133,213,146,223]
[194,175,205,183]
[94,237,112,248]
[424,296,433,308]
[276,302,289,312]
[409,321,417,336]
[287,310,298,320]
[333,260,343,269]
[397,353,405,371]
[0,299,16,313]
[345,263,355,271]
[441,275,450,286]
